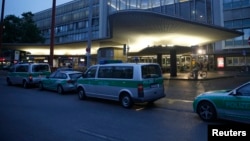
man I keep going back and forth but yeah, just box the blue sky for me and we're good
[1,0,72,17]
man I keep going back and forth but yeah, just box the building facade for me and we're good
[28,0,244,71]
[34,0,219,45]
[218,0,250,71]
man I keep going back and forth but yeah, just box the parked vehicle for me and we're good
[39,70,82,94]
[6,63,51,88]
[193,81,250,124]
[76,62,165,108]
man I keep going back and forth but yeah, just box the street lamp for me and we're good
[86,0,93,68]
[0,0,5,57]
[49,0,56,69]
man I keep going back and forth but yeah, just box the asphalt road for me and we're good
[0,76,250,141]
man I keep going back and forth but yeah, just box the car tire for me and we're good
[57,85,64,94]
[78,87,86,100]
[120,93,133,109]
[39,82,44,90]
[6,78,12,86]
[197,101,217,122]
[147,101,155,106]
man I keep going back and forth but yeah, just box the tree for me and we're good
[3,12,45,43]
[3,15,22,43]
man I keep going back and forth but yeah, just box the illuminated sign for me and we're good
[217,57,224,68]
[0,57,5,62]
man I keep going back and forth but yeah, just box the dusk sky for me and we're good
[1,0,73,17]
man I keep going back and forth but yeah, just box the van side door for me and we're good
[95,66,114,99]
[81,66,97,95]
[15,65,29,84]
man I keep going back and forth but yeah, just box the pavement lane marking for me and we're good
[164,98,193,103]
[78,129,124,141]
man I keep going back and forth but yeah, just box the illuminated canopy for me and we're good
[3,11,243,56]
[107,11,243,54]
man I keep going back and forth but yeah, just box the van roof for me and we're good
[15,62,49,65]
[95,63,159,66]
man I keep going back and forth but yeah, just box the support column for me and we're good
[170,47,177,77]
[156,53,162,68]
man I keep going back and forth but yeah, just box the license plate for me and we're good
[39,75,45,78]
[150,84,159,88]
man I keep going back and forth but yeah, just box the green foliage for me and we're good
[3,12,45,43]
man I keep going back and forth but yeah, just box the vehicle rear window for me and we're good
[141,65,162,78]
[32,65,50,72]
[69,73,82,79]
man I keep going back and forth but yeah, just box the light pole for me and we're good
[0,0,5,57]
[86,0,93,68]
[49,0,56,70]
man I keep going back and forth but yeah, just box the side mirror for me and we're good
[232,89,237,95]
[231,89,241,96]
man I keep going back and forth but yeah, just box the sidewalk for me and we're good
[163,71,250,80]
[1,70,249,80]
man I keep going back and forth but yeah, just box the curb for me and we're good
[164,73,250,81]
[164,76,235,81]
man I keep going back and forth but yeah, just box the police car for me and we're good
[39,70,82,94]
[6,63,51,88]
[193,81,250,124]
[76,62,166,108]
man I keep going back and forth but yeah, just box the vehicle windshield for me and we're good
[141,65,162,79]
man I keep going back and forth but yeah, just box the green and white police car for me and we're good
[6,63,51,88]
[39,70,82,94]
[76,62,166,108]
[193,81,250,124]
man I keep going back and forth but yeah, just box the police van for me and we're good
[76,62,165,108]
[6,63,51,88]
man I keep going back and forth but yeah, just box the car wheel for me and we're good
[147,101,155,106]
[78,87,86,100]
[120,93,133,109]
[57,85,64,94]
[6,78,12,86]
[23,80,28,88]
[197,101,217,122]
[39,82,44,90]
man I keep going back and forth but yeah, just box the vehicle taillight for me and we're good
[67,80,74,83]
[138,84,144,97]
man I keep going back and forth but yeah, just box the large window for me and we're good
[243,28,250,45]
[195,0,207,23]
[107,0,212,23]
[226,57,250,66]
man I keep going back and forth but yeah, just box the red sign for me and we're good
[0,57,5,62]
[217,57,224,68]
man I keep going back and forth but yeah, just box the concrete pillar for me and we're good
[170,47,177,77]
[157,53,162,68]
